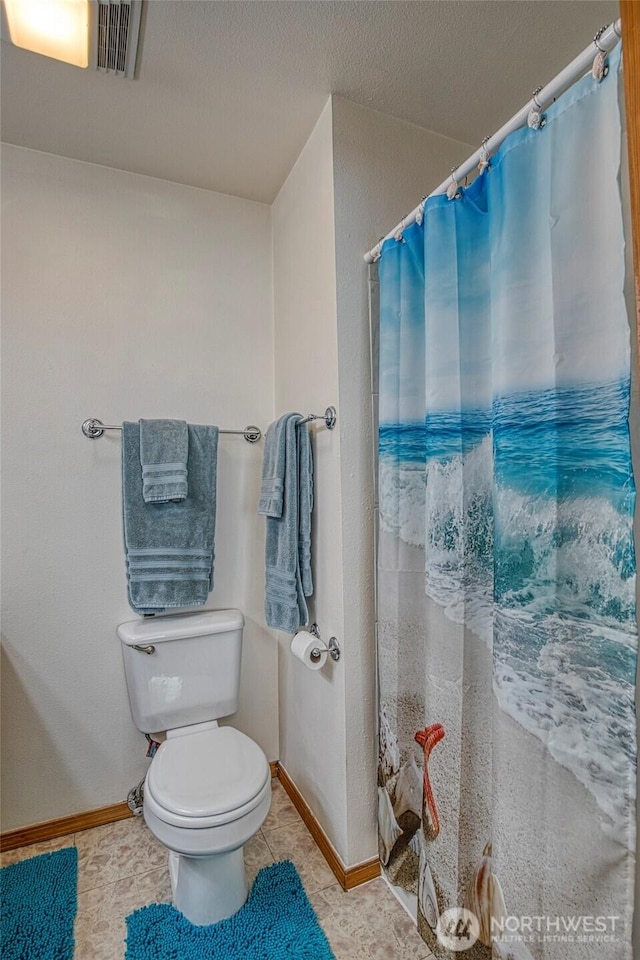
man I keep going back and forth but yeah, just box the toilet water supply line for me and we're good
[127,777,145,816]
[364,20,622,263]
[127,734,161,815]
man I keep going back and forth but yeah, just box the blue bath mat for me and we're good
[125,860,336,959]
[0,846,77,960]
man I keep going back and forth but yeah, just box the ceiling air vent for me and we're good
[90,0,142,79]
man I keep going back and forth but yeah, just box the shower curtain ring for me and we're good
[593,25,608,52]
[527,86,546,130]
[416,197,427,226]
[394,217,407,243]
[478,137,491,173]
[592,25,609,81]
[446,167,461,201]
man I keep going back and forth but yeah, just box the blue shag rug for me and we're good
[0,847,77,960]
[125,860,336,960]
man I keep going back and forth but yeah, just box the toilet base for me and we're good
[169,847,248,926]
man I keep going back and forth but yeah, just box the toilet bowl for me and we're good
[143,722,271,925]
[117,610,272,927]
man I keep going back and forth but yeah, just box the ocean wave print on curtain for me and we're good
[377,43,636,960]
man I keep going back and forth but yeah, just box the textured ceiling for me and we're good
[1,0,619,203]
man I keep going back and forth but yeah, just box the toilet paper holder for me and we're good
[308,623,341,663]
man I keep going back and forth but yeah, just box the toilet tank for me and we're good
[118,609,244,733]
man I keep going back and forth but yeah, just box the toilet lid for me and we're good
[146,726,269,820]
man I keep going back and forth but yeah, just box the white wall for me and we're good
[272,103,350,859]
[331,98,472,865]
[272,97,471,866]
[1,145,278,831]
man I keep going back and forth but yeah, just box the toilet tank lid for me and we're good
[117,609,244,646]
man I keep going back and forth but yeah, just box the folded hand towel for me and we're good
[262,414,314,633]
[139,419,189,503]
[122,422,218,614]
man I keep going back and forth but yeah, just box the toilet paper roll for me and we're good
[291,630,327,670]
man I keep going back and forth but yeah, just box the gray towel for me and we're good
[262,414,313,632]
[258,416,288,517]
[139,419,188,503]
[122,421,218,614]
[297,422,313,597]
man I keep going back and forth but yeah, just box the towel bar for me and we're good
[82,408,336,443]
[82,419,262,443]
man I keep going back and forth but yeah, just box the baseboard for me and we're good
[1,758,382,892]
[275,762,380,891]
[0,802,133,852]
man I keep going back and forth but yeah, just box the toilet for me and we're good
[118,609,271,926]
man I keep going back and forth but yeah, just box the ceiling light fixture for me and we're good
[3,0,89,68]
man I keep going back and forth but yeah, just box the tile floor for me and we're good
[1,777,434,959]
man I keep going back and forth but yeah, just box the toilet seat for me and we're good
[145,725,270,829]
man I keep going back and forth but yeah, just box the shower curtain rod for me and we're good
[364,19,622,264]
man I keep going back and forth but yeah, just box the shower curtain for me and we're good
[377,44,637,960]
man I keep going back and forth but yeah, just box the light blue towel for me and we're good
[258,416,288,517]
[139,419,188,503]
[260,414,313,633]
[297,423,313,597]
[122,422,218,614]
